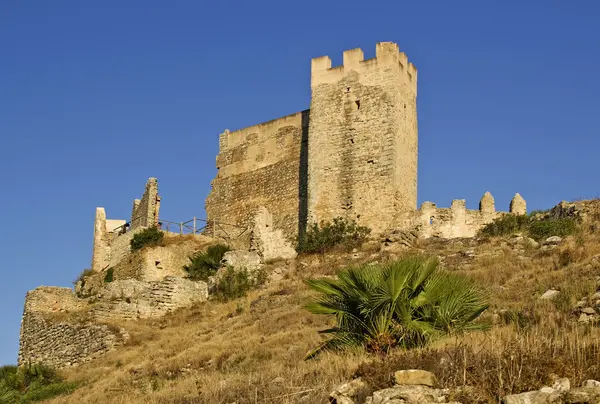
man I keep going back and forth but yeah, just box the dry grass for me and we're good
[47,214,600,404]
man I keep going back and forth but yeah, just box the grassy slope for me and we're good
[49,217,600,403]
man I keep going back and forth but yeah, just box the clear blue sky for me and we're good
[1,1,599,365]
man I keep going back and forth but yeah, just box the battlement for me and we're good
[311,42,417,87]
[410,192,527,239]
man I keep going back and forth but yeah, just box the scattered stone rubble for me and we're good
[503,378,600,404]
[575,287,600,324]
[330,370,458,404]
[331,371,600,404]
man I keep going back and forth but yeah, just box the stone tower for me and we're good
[306,42,418,234]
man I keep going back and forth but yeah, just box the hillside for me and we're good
[34,200,600,404]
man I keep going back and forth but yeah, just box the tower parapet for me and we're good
[311,42,417,90]
[307,42,418,234]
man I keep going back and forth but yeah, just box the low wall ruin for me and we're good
[91,178,161,272]
[18,287,127,368]
[401,192,527,239]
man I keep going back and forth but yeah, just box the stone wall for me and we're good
[400,192,527,239]
[18,287,126,368]
[92,276,208,321]
[79,237,211,297]
[307,42,418,235]
[20,276,208,367]
[131,177,160,229]
[91,178,161,272]
[205,110,310,241]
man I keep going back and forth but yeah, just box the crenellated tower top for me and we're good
[310,42,417,88]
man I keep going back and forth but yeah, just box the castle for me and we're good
[205,41,525,241]
[18,42,528,369]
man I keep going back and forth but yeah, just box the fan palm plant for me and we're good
[304,257,489,359]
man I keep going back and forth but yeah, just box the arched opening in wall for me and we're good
[429,216,434,225]
[355,100,360,110]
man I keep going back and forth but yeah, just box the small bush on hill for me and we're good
[73,268,94,287]
[528,217,578,241]
[104,267,114,283]
[479,214,578,241]
[297,217,371,254]
[213,267,267,302]
[479,214,530,238]
[0,363,78,403]
[130,226,164,251]
[303,257,489,359]
[183,244,230,281]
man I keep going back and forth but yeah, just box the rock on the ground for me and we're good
[544,236,563,245]
[525,238,540,249]
[329,378,368,404]
[582,380,600,388]
[540,289,560,300]
[502,389,562,404]
[565,386,600,403]
[551,378,570,393]
[366,385,451,404]
[394,370,436,387]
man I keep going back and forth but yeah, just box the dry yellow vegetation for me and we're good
[48,205,600,403]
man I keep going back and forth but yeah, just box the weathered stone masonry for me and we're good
[205,111,309,240]
[308,43,418,234]
[206,42,525,240]
[92,177,160,272]
[18,287,126,368]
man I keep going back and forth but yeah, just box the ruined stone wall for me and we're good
[307,42,418,235]
[20,277,207,367]
[91,178,161,272]
[92,276,208,321]
[400,193,527,239]
[18,287,125,368]
[205,110,310,241]
[131,177,160,229]
[91,208,111,272]
[79,237,209,297]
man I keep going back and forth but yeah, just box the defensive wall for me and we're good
[307,42,418,234]
[403,192,527,239]
[205,42,420,240]
[92,178,161,272]
[205,110,310,241]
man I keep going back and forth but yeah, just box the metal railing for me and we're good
[110,216,249,243]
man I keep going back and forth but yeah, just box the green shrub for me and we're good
[73,268,94,287]
[479,214,578,241]
[183,244,230,281]
[297,217,371,254]
[528,218,578,241]
[303,257,489,359]
[214,267,267,302]
[0,363,77,403]
[130,226,164,251]
[479,214,530,238]
[104,267,114,283]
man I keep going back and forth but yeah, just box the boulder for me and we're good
[551,378,570,393]
[564,386,600,403]
[502,389,561,404]
[540,289,560,300]
[544,236,563,245]
[394,369,436,387]
[366,385,449,404]
[330,378,368,404]
[582,380,600,388]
